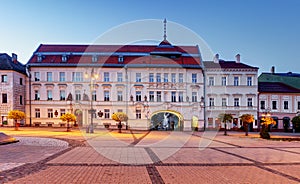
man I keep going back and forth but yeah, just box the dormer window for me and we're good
[62,55,67,62]
[118,55,124,63]
[92,55,98,62]
[37,54,43,62]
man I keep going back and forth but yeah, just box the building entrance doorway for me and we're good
[150,110,183,131]
[75,109,83,126]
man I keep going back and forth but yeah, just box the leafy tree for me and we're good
[240,114,254,136]
[8,110,26,130]
[218,113,233,135]
[291,116,300,132]
[260,116,276,139]
[112,112,128,133]
[60,113,76,132]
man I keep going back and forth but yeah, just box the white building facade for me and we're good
[25,42,205,130]
[203,54,259,130]
[0,53,26,126]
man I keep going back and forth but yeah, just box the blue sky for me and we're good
[1,0,299,73]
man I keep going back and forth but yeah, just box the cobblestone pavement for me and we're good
[0,127,299,184]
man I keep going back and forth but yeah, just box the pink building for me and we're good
[258,67,300,132]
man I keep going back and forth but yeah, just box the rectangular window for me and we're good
[298,101,300,110]
[171,91,176,102]
[272,101,277,110]
[104,109,110,119]
[20,95,23,105]
[59,72,65,82]
[208,77,214,86]
[34,72,40,81]
[47,90,53,100]
[221,77,227,86]
[247,77,252,86]
[192,92,197,102]
[260,101,265,109]
[284,101,288,110]
[48,109,53,118]
[136,73,141,82]
[47,72,52,82]
[179,73,183,83]
[178,92,183,102]
[20,78,23,85]
[117,91,123,101]
[92,91,97,101]
[234,98,240,107]
[136,91,142,101]
[149,91,154,102]
[75,90,81,101]
[156,73,161,82]
[149,73,154,82]
[136,109,141,119]
[60,90,65,101]
[2,94,7,103]
[35,109,40,118]
[117,72,123,82]
[192,73,197,83]
[209,97,215,106]
[247,98,253,107]
[171,73,176,83]
[157,91,162,102]
[164,73,168,82]
[1,75,7,83]
[72,72,83,82]
[104,91,110,101]
[35,90,40,100]
[60,109,66,116]
[234,76,239,86]
[222,98,227,106]
[104,72,110,82]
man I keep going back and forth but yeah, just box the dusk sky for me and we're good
[1,0,299,74]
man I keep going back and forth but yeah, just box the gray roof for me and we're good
[0,53,26,75]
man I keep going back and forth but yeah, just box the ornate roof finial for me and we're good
[163,18,167,41]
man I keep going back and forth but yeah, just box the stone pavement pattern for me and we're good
[0,128,299,184]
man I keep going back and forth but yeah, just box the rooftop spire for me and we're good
[163,18,167,41]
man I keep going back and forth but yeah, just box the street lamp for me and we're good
[200,96,205,131]
[85,68,99,133]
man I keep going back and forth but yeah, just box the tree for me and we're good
[60,113,76,132]
[240,114,254,136]
[8,110,26,130]
[291,116,300,133]
[218,113,233,136]
[260,116,276,139]
[112,112,128,133]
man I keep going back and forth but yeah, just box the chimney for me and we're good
[213,54,219,63]
[12,53,17,63]
[271,66,275,74]
[235,54,240,63]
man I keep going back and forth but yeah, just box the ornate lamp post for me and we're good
[85,68,98,133]
[200,96,205,131]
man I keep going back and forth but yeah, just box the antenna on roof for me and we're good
[163,18,167,41]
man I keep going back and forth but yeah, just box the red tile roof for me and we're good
[28,43,201,68]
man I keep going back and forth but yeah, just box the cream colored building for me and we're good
[203,54,259,130]
[25,41,205,130]
[0,53,26,126]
